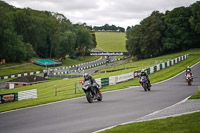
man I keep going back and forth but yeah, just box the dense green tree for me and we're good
[140,11,165,58]
[126,11,165,59]
[162,7,194,51]
[0,1,97,62]
[93,24,125,32]
[126,25,142,59]
[0,4,34,62]
[75,25,95,53]
[126,2,200,59]
[189,1,200,34]
[56,31,76,61]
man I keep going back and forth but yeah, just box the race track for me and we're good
[0,62,199,133]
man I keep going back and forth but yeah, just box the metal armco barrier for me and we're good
[0,93,18,104]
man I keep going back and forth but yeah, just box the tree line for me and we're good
[126,1,200,59]
[0,1,96,62]
[93,24,125,32]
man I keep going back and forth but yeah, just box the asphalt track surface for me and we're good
[0,62,199,133]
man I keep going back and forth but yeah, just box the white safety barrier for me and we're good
[150,67,154,74]
[157,64,160,71]
[18,89,37,101]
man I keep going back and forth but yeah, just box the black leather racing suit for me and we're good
[140,72,151,87]
[84,75,99,94]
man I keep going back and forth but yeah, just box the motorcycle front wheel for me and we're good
[188,80,192,86]
[86,91,93,103]
[142,83,147,91]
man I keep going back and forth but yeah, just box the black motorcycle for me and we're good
[140,76,151,91]
[82,80,102,103]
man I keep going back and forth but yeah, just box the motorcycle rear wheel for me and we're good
[97,92,103,101]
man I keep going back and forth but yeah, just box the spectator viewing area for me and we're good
[34,59,61,67]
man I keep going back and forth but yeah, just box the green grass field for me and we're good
[95,32,127,52]
[0,49,199,112]
[100,112,200,133]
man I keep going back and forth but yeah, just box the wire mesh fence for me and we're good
[55,79,84,96]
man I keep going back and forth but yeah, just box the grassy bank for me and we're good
[0,49,199,112]
[189,92,200,99]
[95,32,127,52]
[100,112,200,133]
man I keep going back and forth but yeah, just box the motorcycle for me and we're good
[140,76,150,91]
[185,73,193,86]
[82,80,102,103]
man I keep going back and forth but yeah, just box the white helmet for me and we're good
[84,73,89,78]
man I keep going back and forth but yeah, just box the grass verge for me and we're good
[100,112,200,133]
[189,92,200,99]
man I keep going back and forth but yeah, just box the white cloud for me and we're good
[4,0,198,28]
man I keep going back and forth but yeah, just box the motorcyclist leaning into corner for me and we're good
[185,66,193,78]
[140,70,152,87]
[83,73,100,95]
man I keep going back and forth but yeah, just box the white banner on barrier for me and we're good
[116,72,134,83]
[18,89,37,101]
[109,76,116,85]
[96,78,102,88]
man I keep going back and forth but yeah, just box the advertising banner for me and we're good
[77,52,130,56]
[116,72,134,83]
[0,93,18,104]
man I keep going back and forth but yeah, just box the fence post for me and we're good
[75,80,77,94]
[55,85,57,96]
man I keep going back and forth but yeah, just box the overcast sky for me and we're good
[4,0,198,28]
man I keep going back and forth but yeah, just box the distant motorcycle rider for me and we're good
[140,70,151,87]
[185,66,193,78]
